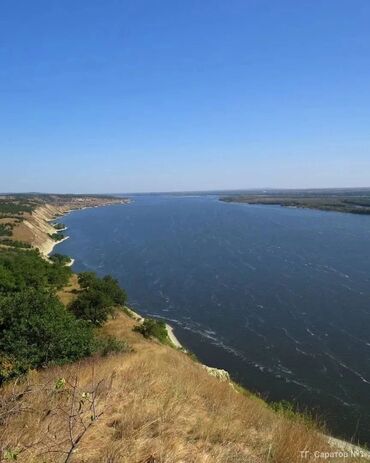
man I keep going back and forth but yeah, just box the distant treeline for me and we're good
[220,192,370,215]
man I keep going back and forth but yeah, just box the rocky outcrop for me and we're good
[202,365,231,382]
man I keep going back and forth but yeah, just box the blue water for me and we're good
[55,195,370,443]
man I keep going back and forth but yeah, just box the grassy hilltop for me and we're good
[0,195,365,462]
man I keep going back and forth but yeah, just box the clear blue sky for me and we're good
[1,0,370,193]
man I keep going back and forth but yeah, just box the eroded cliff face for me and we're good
[9,196,128,256]
[11,205,65,256]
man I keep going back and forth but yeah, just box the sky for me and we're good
[1,0,370,193]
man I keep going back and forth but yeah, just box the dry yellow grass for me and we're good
[56,274,81,306]
[0,313,355,463]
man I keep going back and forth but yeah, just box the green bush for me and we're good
[0,223,12,237]
[49,253,72,265]
[0,290,94,382]
[78,271,98,289]
[69,290,114,326]
[134,318,170,344]
[100,275,127,305]
[94,335,132,356]
[0,249,71,293]
[70,273,127,325]
[78,273,126,305]
[53,222,66,230]
[0,239,31,249]
[49,232,65,241]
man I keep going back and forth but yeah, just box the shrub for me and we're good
[0,239,31,249]
[78,272,126,305]
[0,290,94,382]
[0,249,71,293]
[70,273,127,325]
[70,290,114,326]
[101,275,126,305]
[134,318,170,344]
[53,222,66,230]
[49,253,72,265]
[0,223,12,237]
[0,200,34,215]
[94,335,132,356]
[49,232,65,241]
[78,271,99,289]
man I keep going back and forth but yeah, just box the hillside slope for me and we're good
[0,312,344,463]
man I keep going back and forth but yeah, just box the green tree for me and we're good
[0,290,94,381]
[101,275,126,305]
[78,272,97,289]
[71,273,127,325]
[69,289,113,326]
[0,249,71,293]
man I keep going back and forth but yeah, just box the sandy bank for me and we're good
[124,307,185,350]
[65,257,75,267]
[35,235,70,258]
[166,323,185,350]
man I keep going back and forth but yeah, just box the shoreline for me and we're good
[43,235,70,258]
[31,198,129,259]
[124,307,185,350]
[166,323,185,350]
[46,205,186,350]
[65,257,75,267]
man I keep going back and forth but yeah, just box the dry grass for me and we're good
[57,274,81,306]
[0,313,352,463]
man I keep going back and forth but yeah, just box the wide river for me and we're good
[55,195,370,443]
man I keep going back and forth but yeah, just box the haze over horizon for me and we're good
[2,1,370,193]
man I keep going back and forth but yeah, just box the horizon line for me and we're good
[2,186,370,196]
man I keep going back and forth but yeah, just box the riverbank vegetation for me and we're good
[49,253,72,265]
[53,222,66,230]
[49,232,65,241]
[134,318,173,346]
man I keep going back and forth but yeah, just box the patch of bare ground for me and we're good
[0,312,353,463]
